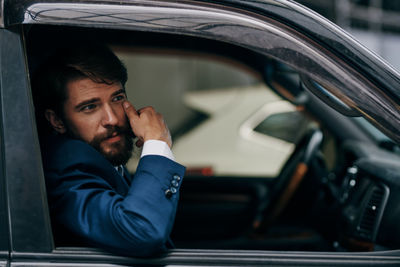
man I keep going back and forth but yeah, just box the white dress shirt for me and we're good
[141,139,175,161]
[115,139,175,176]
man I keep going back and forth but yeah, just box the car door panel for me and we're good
[9,248,400,266]
[172,176,272,246]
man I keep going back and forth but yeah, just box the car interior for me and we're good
[25,24,400,254]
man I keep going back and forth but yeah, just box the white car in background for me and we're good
[173,84,315,177]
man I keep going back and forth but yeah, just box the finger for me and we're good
[137,106,154,115]
[123,101,139,121]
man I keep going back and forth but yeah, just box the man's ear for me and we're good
[45,109,66,134]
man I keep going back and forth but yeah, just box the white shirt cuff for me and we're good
[140,140,175,161]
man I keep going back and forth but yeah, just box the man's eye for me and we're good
[81,104,96,112]
[112,95,125,102]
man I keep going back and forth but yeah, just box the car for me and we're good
[170,86,315,177]
[2,0,400,266]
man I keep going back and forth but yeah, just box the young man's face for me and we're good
[59,78,133,165]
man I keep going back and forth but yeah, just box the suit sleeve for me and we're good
[44,139,185,257]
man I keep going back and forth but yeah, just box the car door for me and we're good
[3,0,400,266]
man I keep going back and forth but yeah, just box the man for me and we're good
[32,44,185,257]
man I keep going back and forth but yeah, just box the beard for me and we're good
[65,122,135,166]
[88,124,134,166]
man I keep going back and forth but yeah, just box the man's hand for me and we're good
[123,101,172,148]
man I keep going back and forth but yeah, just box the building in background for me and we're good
[298,0,400,71]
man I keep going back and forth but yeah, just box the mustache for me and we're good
[95,125,134,142]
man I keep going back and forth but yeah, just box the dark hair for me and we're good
[32,43,127,133]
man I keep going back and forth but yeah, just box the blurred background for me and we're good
[297,0,400,71]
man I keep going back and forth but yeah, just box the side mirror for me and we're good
[263,61,308,105]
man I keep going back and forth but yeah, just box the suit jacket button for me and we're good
[171,180,179,188]
[173,175,181,182]
[165,189,173,199]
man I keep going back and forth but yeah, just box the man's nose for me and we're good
[101,105,119,126]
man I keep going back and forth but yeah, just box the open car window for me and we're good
[25,24,400,255]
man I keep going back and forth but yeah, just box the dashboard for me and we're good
[336,141,400,250]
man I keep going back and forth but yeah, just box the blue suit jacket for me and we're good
[41,134,185,257]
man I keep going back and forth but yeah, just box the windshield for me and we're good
[353,117,400,154]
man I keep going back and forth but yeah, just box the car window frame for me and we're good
[0,29,9,263]
[1,26,53,254]
[3,0,400,266]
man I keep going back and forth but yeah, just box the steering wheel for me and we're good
[253,128,323,233]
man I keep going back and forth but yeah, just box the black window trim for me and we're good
[0,30,9,261]
[1,25,53,254]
